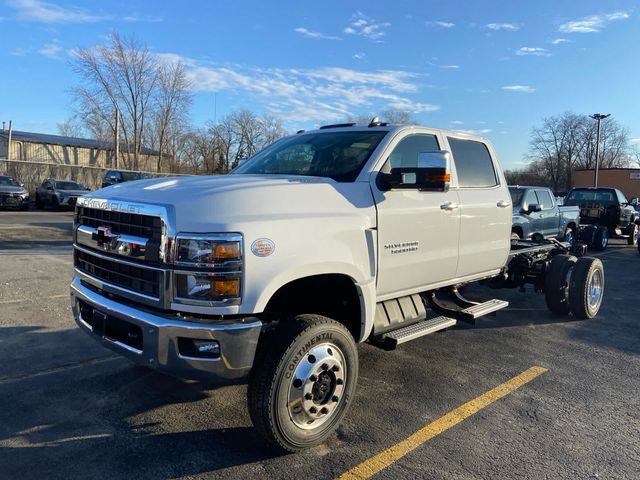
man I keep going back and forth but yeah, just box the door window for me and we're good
[615,189,628,204]
[447,138,498,188]
[535,190,554,209]
[522,190,538,211]
[386,134,440,170]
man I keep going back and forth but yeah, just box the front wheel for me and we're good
[247,314,358,452]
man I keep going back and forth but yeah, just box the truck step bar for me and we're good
[460,299,509,320]
[426,288,509,324]
[375,316,457,350]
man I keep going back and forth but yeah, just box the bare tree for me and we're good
[57,119,84,138]
[526,112,631,192]
[72,31,158,170]
[381,109,416,124]
[152,61,192,171]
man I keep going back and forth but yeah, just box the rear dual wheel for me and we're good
[626,223,638,246]
[545,255,604,319]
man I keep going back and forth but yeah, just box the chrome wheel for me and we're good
[287,343,346,430]
[587,268,603,309]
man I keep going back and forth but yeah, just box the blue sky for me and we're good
[1,0,639,168]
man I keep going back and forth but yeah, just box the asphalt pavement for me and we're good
[1,210,639,479]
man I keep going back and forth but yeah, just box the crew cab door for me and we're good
[446,136,511,277]
[534,189,558,237]
[615,189,632,228]
[372,131,460,297]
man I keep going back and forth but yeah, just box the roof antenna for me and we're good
[369,116,386,127]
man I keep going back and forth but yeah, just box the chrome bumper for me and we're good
[70,276,262,382]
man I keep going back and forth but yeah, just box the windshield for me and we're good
[0,176,20,187]
[55,181,85,191]
[232,131,388,182]
[509,188,524,206]
[121,172,145,181]
[565,189,616,204]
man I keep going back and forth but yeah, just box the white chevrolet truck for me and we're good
[70,120,605,451]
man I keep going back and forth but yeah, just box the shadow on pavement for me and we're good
[0,326,282,479]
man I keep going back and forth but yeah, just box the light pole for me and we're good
[589,113,610,188]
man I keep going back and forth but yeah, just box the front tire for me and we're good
[247,314,358,452]
[626,223,638,245]
[569,257,604,319]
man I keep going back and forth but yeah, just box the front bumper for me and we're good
[70,276,262,382]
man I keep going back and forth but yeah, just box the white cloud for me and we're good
[38,40,62,58]
[502,85,536,93]
[486,23,519,31]
[10,47,28,56]
[455,128,493,135]
[352,52,366,60]
[559,11,630,33]
[516,47,551,57]
[630,138,640,144]
[450,120,464,125]
[7,0,163,23]
[294,27,341,41]
[425,21,455,28]
[9,0,109,23]
[550,38,571,45]
[344,11,391,40]
[439,64,460,69]
[156,54,439,123]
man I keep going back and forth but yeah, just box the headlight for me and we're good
[176,236,241,266]
[173,233,243,305]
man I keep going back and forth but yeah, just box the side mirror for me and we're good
[378,151,451,192]
[20,183,25,188]
[524,204,542,214]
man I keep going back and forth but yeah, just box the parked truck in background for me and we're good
[70,120,605,452]
[510,185,580,243]
[564,187,639,248]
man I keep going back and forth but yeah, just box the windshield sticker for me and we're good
[350,142,371,149]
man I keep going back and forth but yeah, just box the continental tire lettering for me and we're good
[284,332,334,379]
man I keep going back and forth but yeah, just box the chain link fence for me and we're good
[0,159,190,197]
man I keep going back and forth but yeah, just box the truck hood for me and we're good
[56,189,90,196]
[0,186,27,194]
[89,174,376,232]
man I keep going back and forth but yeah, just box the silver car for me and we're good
[0,175,30,210]
[35,178,90,210]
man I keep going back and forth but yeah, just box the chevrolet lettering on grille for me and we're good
[92,226,120,252]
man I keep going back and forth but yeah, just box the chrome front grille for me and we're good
[76,206,163,239]
[73,198,174,308]
[75,247,162,299]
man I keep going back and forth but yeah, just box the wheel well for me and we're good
[263,274,361,340]
[567,222,576,231]
[512,226,523,237]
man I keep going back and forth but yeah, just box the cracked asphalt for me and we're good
[1,210,639,479]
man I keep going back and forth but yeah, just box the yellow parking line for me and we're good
[339,365,548,480]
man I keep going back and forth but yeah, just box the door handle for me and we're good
[440,202,458,211]
[497,200,511,208]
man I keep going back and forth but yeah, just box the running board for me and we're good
[374,316,457,350]
[459,299,509,323]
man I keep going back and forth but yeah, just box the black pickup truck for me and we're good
[564,187,639,247]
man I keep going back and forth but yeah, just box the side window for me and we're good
[522,190,538,210]
[386,134,440,170]
[535,190,553,209]
[43,180,50,189]
[447,138,498,188]
[615,189,628,204]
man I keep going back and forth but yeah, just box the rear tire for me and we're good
[592,226,608,251]
[545,254,577,315]
[247,314,358,452]
[626,223,638,246]
[569,257,604,319]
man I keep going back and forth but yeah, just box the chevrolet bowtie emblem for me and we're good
[92,226,120,252]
